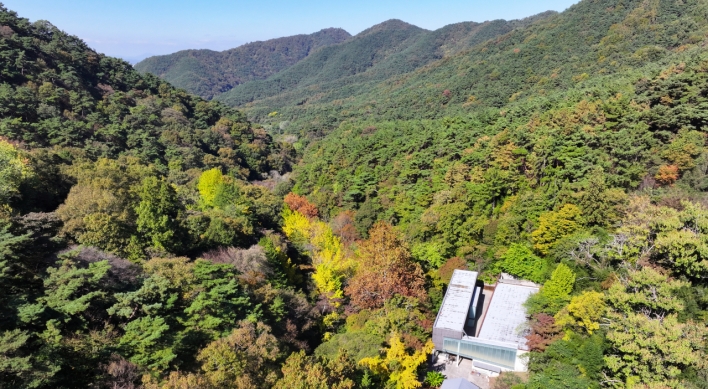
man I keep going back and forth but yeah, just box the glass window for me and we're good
[443,339,459,354]
[444,337,516,369]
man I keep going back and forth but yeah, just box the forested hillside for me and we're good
[288,0,708,387]
[213,15,552,122]
[0,5,313,388]
[213,20,428,106]
[218,0,708,140]
[134,28,351,99]
[2,0,708,389]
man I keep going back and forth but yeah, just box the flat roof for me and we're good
[433,270,479,332]
[477,281,539,348]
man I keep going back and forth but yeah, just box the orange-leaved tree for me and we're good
[284,193,319,219]
[655,164,679,186]
[345,222,427,309]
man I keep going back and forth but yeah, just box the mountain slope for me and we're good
[1,3,708,389]
[213,16,550,110]
[134,28,351,99]
[293,48,708,388]
[220,0,708,137]
[289,6,708,388]
[358,13,555,78]
[0,6,288,182]
[213,19,429,107]
[0,6,320,389]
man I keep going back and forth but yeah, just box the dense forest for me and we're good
[214,0,708,142]
[1,0,708,388]
[212,14,553,129]
[134,28,351,100]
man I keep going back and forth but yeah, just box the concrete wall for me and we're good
[514,350,529,372]
[433,328,463,350]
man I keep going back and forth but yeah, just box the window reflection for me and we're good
[442,338,516,369]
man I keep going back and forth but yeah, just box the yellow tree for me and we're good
[532,204,584,255]
[282,208,354,337]
[283,208,354,307]
[282,207,312,246]
[0,138,33,205]
[310,221,354,303]
[359,333,434,389]
[198,168,224,207]
[554,291,606,334]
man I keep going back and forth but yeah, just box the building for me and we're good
[440,378,481,389]
[432,270,539,372]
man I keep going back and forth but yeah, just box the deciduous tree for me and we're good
[198,168,224,207]
[0,139,32,204]
[282,208,311,246]
[359,334,434,389]
[497,243,546,283]
[275,350,357,389]
[526,263,575,315]
[284,193,318,219]
[603,267,707,388]
[532,204,584,255]
[653,201,708,278]
[345,222,427,309]
[541,264,575,301]
[554,291,605,334]
[525,313,561,352]
[197,321,280,389]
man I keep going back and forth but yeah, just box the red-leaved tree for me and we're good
[525,313,561,352]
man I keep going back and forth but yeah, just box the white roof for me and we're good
[477,281,539,348]
[433,270,478,332]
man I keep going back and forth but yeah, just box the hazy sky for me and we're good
[3,0,579,63]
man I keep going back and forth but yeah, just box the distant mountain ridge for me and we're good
[212,12,555,118]
[212,19,430,107]
[138,0,708,140]
[212,0,708,137]
[134,28,351,99]
[136,14,552,107]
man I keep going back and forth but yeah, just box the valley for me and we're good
[1,1,708,388]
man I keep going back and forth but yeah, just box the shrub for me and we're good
[424,371,445,387]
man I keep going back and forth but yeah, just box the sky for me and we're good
[3,0,579,64]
